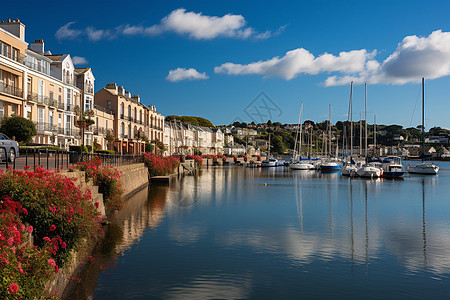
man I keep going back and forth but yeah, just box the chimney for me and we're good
[106,83,117,91]
[125,91,131,98]
[0,19,26,42]
[131,95,140,102]
[117,86,124,95]
[30,39,44,53]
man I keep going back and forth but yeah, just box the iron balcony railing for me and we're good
[0,49,25,64]
[0,82,23,98]
[57,101,65,110]
[66,104,75,112]
[35,122,58,133]
[93,127,107,135]
[23,61,50,75]
[94,104,114,115]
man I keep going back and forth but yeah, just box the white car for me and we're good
[0,133,19,163]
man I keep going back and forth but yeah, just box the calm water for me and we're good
[69,162,450,299]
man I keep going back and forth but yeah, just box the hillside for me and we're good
[165,115,216,128]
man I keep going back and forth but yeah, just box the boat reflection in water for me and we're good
[68,164,450,299]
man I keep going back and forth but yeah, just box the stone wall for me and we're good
[116,163,149,199]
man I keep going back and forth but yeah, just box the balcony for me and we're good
[35,122,57,133]
[0,49,25,64]
[66,104,75,112]
[94,104,114,115]
[93,127,107,135]
[120,114,124,119]
[57,101,65,110]
[0,82,23,98]
[23,61,49,75]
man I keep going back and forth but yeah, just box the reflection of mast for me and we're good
[329,180,332,238]
[350,179,354,275]
[294,173,304,235]
[365,181,369,275]
[422,178,427,269]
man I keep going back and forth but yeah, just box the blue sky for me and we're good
[4,0,450,128]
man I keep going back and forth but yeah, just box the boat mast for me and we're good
[268,133,271,158]
[359,114,362,156]
[293,102,302,160]
[299,102,303,159]
[350,81,353,160]
[374,115,377,157]
[422,77,425,162]
[365,82,368,161]
[329,105,332,158]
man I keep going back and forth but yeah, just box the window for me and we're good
[120,123,124,137]
[11,104,15,116]
[49,111,53,125]
[27,77,31,95]
[120,103,124,117]
[128,105,131,119]
[85,96,92,111]
[106,120,108,130]
[38,80,44,96]
[0,101,4,120]
[38,107,44,123]
[107,100,111,110]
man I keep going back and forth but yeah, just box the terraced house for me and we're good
[94,83,164,154]
[0,19,115,150]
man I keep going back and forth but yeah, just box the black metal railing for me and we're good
[94,104,114,115]
[0,50,25,64]
[0,148,144,171]
[0,82,23,98]
[35,122,58,133]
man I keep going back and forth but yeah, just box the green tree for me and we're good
[0,116,36,143]
[271,135,286,153]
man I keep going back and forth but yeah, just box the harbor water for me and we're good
[69,162,450,299]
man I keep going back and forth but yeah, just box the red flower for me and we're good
[9,283,18,293]
[48,258,56,267]
[62,242,67,249]
[50,225,56,231]
[26,225,33,233]
[43,237,51,242]
[94,202,99,209]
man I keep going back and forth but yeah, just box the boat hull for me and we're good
[290,163,315,170]
[382,171,404,178]
[408,164,439,175]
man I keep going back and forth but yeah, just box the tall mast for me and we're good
[365,82,368,160]
[422,77,425,162]
[299,102,304,158]
[329,105,332,158]
[359,114,362,156]
[350,81,353,159]
[268,133,271,157]
[293,102,302,160]
[374,115,377,157]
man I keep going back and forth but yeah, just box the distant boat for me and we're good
[319,105,342,171]
[290,102,315,171]
[261,158,278,167]
[381,156,404,178]
[408,78,439,175]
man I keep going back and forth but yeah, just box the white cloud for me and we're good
[55,22,82,40]
[72,56,88,65]
[215,30,450,86]
[166,68,209,82]
[55,9,283,41]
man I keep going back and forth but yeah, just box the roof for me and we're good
[74,68,90,74]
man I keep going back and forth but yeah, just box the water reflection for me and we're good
[68,165,450,299]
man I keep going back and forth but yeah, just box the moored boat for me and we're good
[356,162,383,178]
[382,156,404,178]
[261,158,278,167]
[407,163,439,175]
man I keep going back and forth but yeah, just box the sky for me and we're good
[3,0,450,129]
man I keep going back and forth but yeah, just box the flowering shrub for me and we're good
[255,154,261,161]
[233,155,238,163]
[143,153,180,177]
[76,156,124,210]
[218,154,227,162]
[0,168,101,266]
[0,196,56,299]
[186,155,202,167]
[243,155,248,162]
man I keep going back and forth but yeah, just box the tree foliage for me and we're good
[0,116,36,143]
[166,115,215,128]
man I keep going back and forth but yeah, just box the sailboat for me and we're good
[261,133,278,167]
[408,78,439,175]
[319,105,342,171]
[356,82,382,178]
[290,102,315,170]
[342,82,360,176]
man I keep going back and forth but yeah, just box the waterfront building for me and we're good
[0,19,98,149]
[92,104,115,151]
[95,83,164,154]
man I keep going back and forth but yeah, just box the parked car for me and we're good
[0,133,19,162]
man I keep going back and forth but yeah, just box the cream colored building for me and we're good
[95,83,164,154]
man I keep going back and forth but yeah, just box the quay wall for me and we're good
[116,163,149,199]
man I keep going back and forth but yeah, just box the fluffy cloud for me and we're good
[55,9,283,41]
[216,30,450,86]
[55,21,82,40]
[72,56,88,65]
[166,68,209,82]
[215,48,376,80]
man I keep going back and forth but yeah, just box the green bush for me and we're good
[69,145,88,153]
[145,142,154,153]
[95,150,115,155]
[0,116,36,143]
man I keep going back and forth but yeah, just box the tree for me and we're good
[267,120,272,126]
[271,135,286,154]
[0,116,36,143]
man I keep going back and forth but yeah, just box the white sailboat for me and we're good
[261,134,278,167]
[408,78,439,175]
[290,102,315,170]
[342,82,359,176]
[356,82,383,178]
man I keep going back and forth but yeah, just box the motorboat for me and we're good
[290,161,315,170]
[356,162,382,178]
[319,160,342,171]
[382,156,404,178]
[261,158,278,167]
[407,163,439,175]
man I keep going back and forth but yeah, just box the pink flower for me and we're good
[61,242,66,249]
[50,225,56,231]
[48,258,56,267]
[22,208,28,215]
[26,225,33,233]
[43,237,51,242]
[9,283,18,293]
